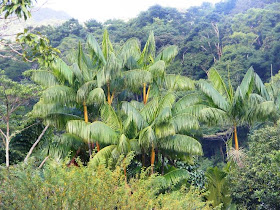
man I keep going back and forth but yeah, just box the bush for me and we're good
[229,125,280,209]
[0,155,213,209]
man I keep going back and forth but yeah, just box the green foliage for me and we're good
[205,166,232,209]
[0,155,212,209]
[229,125,280,209]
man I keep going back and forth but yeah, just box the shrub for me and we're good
[0,155,213,209]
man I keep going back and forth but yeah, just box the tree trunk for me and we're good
[83,101,92,157]
[234,124,239,150]
[38,156,49,169]
[24,124,49,163]
[6,139,9,168]
[151,144,155,174]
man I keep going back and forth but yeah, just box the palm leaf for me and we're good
[90,145,116,168]
[76,81,96,103]
[198,80,229,111]
[123,69,152,90]
[41,85,76,104]
[140,97,159,124]
[88,121,119,145]
[139,126,156,148]
[87,88,105,105]
[30,70,60,87]
[162,169,189,188]
[172,113,200,132]
[155,45,178,65]
[122,101,148,130]
[208,68,230,99]
[239,67,254,97]
[172,93,203,115]
[100,103,122,131]
[160,134,202,155]
[165,74,195,91]
[102,29,114,60]
[87,34,106,65]
[52,58,74,85]
[139,31,155,66]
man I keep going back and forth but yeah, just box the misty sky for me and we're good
[35,0,222,22]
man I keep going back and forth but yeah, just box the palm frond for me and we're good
[100,103,122,131]
[198,80,229,111]
[117,134,130,154]
[155,123,175,139]
[90,145,116,168]
[199,107,229,125]
[172,93,203,115]
[208,68,230,99]
[66,120,89,140]
[45,113,82,130]
[165,74,195,91]
[87,34,106,65]
[239,67,254,97]
[172,113,200,132]
[76,81,96,103]
[148,60,165,78]
[119,38,141,68]
[154,107,172,125]
[30,70,60,87]
[87,88,105,105]
[139,126,156,148]
[140,97,159,124]
[88,121,119,145]
[160,134,202,155]
[102,29,114,60]
[139,31,155,66]
[155,45,178,65]
[123,69,152,90]
[122,101,148,130]
[52,58,74,85]
[41,85,76,104]
[162,169,189,188]
[254,73,270,100]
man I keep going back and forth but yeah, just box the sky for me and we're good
[35,0,222,22]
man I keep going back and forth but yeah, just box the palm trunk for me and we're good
[142,152,145,167]
[161,153,164,175]
[234,124,239,150]
[151,144,155,174]
[143,83,146,104]
[83,101,92,157]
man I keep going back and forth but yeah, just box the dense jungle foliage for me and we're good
[0,0,280,209]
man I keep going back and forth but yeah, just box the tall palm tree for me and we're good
[122,92,203,173]
[122,31,179,104]
[197,67,274,150]
[29,43,105,155]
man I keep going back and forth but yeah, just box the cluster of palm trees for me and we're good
[29,30,276,176]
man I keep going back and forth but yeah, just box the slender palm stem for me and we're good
[151,144,155,174]
[234,124,239,150]
[143,83,146,104]
[83,101,92,157]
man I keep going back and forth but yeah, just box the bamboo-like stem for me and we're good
[83,101,92,157]
[107,83,111,104]
[151,144,155,174]
[234,124,239,150]
[143,83,146,104]
[146,85,151,104]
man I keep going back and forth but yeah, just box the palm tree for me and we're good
[29,42,105,156]
[122,31,179,104]
[122,92,203,173]
[197,67,274,151]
